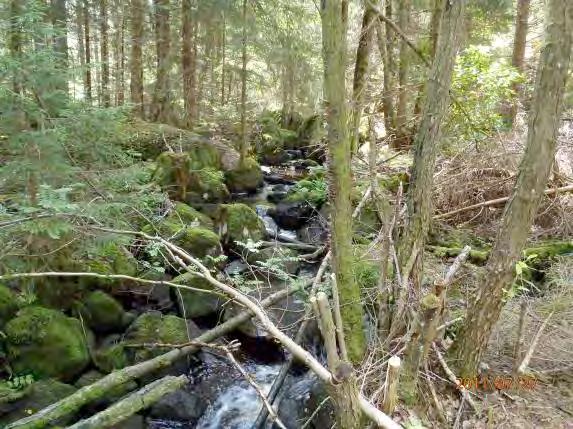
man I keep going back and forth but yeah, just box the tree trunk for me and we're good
[429,0,444,59]
[75,0,87,100]
[320,0,366,364]
[112,0,125,106]
[220,12,226,105]
[350,2,376,153]
[508,0,531,126]
[182,0,197,128]
[130,0,144,116]
[452,0,572,378]
[99,0,110,106]
[151,0,171,123]
[239,0,248,164]
[9,0,23,96]
[393,0,465,334]
[395,0,411,148]
[377,0,396,137]
[51,0,69,96]
[84,0,92,103]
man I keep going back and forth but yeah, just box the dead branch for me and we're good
[382,356,401,415]
[517,311,554,375]
[67,375,187,429]
[432,343,479,414]
[434,184,573,220]
[512,301,528,373]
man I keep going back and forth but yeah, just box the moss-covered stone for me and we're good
[173,272,222,318]
[76,291,129,334]
[247,246,300,275]
[0,284,18,328]
[169,202,213,230]
[225,157,264,193]
[143,220,222,260]
[74,370,138,410]
[95,312,201,372]
[153,152,230,203]
[0,379,77,427]
[215,203,266,246]
[428,245,490,265]
[5,307,90,381]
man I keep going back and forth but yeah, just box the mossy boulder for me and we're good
[215,203,266,246]
[75,291,131,334]
[247,246,300,276]
[0,284,18,327]
[173,272,223,318]
[153,152,230,203]
[0,379,77,427]
[143,220,222,260]
[74,370,138,411]
[5,307,91,381]
[169,202,213,230]
[225,158,264,193]
[94,311,201,372]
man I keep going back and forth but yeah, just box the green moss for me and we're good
[5,307,90,381]
[0,284,18,327]
[378,172,409,193]
[77,291,128,334]
[169,202,213,229]
[216,203,266,245]
[173,272,221,318]
[192,168,230,202]
[523,241,573,260]
[94,342,129,373]
[352,247,380,290]
[225,157,264,193]
[428,245,490,265]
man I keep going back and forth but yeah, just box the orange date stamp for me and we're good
[457,375,538,391]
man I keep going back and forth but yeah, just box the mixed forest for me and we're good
[0,0,572,428]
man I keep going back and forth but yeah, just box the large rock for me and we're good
[5,307,91,381]
[153,152,230,203]
[0,379,77,427]
[247,245,300,276]
[143,218,222,260]
[173,272,224,318]
[94,311,201,373]
[75,290,132,334]
[149,389,205,423]
[0,284,18,328]
[225,157,264,193]
[268,201,315,230]
[215,203,266,246]
[169,202,214,230]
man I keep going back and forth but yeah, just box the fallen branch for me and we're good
[67,375,188,429]
[516,311,554,375]
[434,184,573,220]
[260,240,319,252]
[6,282,309,429]
[432,343,479,414]
[382,356,401,415]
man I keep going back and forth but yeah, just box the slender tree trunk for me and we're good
[130,0,144,116]
[350,2,376,153]
[182,0,197,128]
[395,0,411,148]
[508,0,531,126]
[93,15,101,105]
[75,0,87,100]
[393,0,465,334]
[112,0,125,106]
[9,0,23,96]
[452,0,572,378]
[429,0,444,59]
[151,0,171,123]
[321,0,366,364]
[220,12,226,105]
[377,0,396,137]
[84,0,92,103]
[239,0,248,164]
[99,0,110,106]
[51,0,69,96]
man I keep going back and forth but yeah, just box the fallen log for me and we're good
[67,375,187,429]
[434,184,573,220]
[5,281,310,429]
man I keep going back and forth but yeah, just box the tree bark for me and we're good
[376,0,396,137]
[84,0,92,102]
[320,0,366,363]
[429,0,444,60]
[9,0,23,96]
[99,0,110,106]
[393,0,465,334]
[68,376,187,429]
[508,0,531,126]
[452,0,572,378]
[130,0,144,116]
[395,0,411,148]
[51,0,69,96]
[182,0,197,128]
[350,1,377,153]
[239,0,248,164]
[151,0,171,123]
